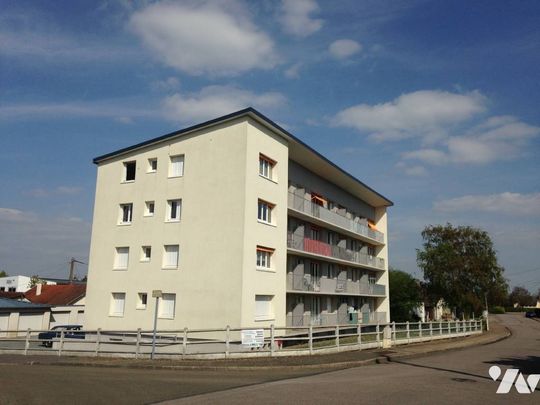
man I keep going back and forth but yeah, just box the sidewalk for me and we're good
[0,318,509,371]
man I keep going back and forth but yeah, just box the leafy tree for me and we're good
[509,286,535,307]
[0,270,8,278]
[417,223,508,318]
[28,275,47,288]
[389,268,422,322]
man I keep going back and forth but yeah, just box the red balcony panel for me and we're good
[304,238,331,257]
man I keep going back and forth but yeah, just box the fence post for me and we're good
[406,321,410,342]
[95,328,101,357]
[182,327,188,358]
[392,321,396,342]
[439,321,442,335]
[308,324,313,355]
[24,329,30,355]
[135,328,141,358]
[335,325,340,349]
[419,321,422,338]
[376,323,380,346]
[270,324,275,357]
[58,329,65,357]
[225,325,230,358]
[429,322,433,338]
[447,321,450,335]
[357,324,362,347]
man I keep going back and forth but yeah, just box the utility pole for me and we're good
[69,258,85,283]
[484,292,490,331]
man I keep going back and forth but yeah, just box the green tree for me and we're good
[0,270,8,278]
[417,223,508,318]
[389,268,423,322]
[28,275,47,288]
[509,286,535,307]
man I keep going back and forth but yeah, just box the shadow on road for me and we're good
[484,355,540,379]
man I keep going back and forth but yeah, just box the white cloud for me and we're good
[284,63,302,79]
[280,0,323,37]
[434,192,540,216]
[329,39,362,59]
[404,116,540,165]
[151,77,181,92]
[129,1,279,76]
[162,85,287,123]
[0,208,31,223]
[333,90,486,142]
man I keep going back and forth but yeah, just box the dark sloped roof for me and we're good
[0,297,50,310]
[92,107,393,207]
[25,284,86,306]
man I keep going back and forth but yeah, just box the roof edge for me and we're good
[92,107,393,207]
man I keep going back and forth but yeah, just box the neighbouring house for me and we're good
[25,284,86,328]
[85,108,392,331]
[0,275,32,293]
[0,297,50,337]
[415,299,454,322]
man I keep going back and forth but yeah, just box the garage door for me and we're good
[50,312,70,328]
[0,314,9,337]
[18,313,44,335]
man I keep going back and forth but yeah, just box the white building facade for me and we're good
[0,276,31,293]
[84,109,392,331]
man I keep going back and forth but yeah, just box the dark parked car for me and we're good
[525,311,538,318]
[38,325,85,347]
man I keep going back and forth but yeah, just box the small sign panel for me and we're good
[241,329,264,347]
[152,290,162,298]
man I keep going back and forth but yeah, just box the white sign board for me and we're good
[241,329,264,347]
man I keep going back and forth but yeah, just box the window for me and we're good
[256,246,274,269]
[369,274,377,285]
[255,295,274,321]
[114,247,129,269]
[137,293,147,309]
[141,246,151,262]
[159,293,176,319]
[257,199,274,224]
[367,246,376,256]
[169,155,184,177]
[8,287,16,292]
[163,245,179,269]
[148,158,157,173]
[166,199,182,222]
[144,201,155,217]
[119,203,133,224]
[123,161,136,182]
[310,227,320,241]
[0,287,4,292]
[109,293,125,317]
[259,154,275,180]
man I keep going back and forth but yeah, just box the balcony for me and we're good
[286,311,387,327]
[287,232,385,271]
[287,274,386,296]
[288,192,384,244]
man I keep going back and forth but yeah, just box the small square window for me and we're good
[144,201,155,217]
[137,293,148,309]
[169,155,184,177]
[256,246,274,269]
[166,199,182,222]
[119,203,133,224]
[257,199,274,224]
[148,158,157,173]
[259,154,276,180]
[123,161,136,182]
[141,246,151,262]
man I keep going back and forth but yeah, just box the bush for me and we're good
[505,306,528,312]
[489,306,505,314]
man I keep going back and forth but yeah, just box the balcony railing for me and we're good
[287,232,385,270]
[288,192,384,243]
[287,274,386,296]
[286,311,387,327]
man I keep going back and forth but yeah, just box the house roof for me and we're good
[0,297,50,310]
[25,284,86,306]
[92,107,393,208]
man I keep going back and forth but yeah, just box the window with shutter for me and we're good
[163,245,179,269]
[114,247,129,269]
[254,295,274,320]
[109,292,125,316]
[169,155,184,177]
[159,293,176,319]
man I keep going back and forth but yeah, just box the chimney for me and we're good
[36,283,42,296]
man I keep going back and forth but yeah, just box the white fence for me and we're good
[0,319,483,360]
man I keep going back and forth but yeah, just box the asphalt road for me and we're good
[0,314,537,404]
[166,313,540,404]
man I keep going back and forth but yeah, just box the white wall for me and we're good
[0,276,31,292]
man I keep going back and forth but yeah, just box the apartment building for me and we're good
[84,108,392,331]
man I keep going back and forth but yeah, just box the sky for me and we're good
[0,0,539,291]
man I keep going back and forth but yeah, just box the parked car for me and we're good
[525,311,537,318]
[38,325,85,347]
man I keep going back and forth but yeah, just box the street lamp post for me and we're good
[151,290,162,360]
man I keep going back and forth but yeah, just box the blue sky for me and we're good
[1,0,539,291]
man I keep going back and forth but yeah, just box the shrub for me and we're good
[489,306,505,314]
